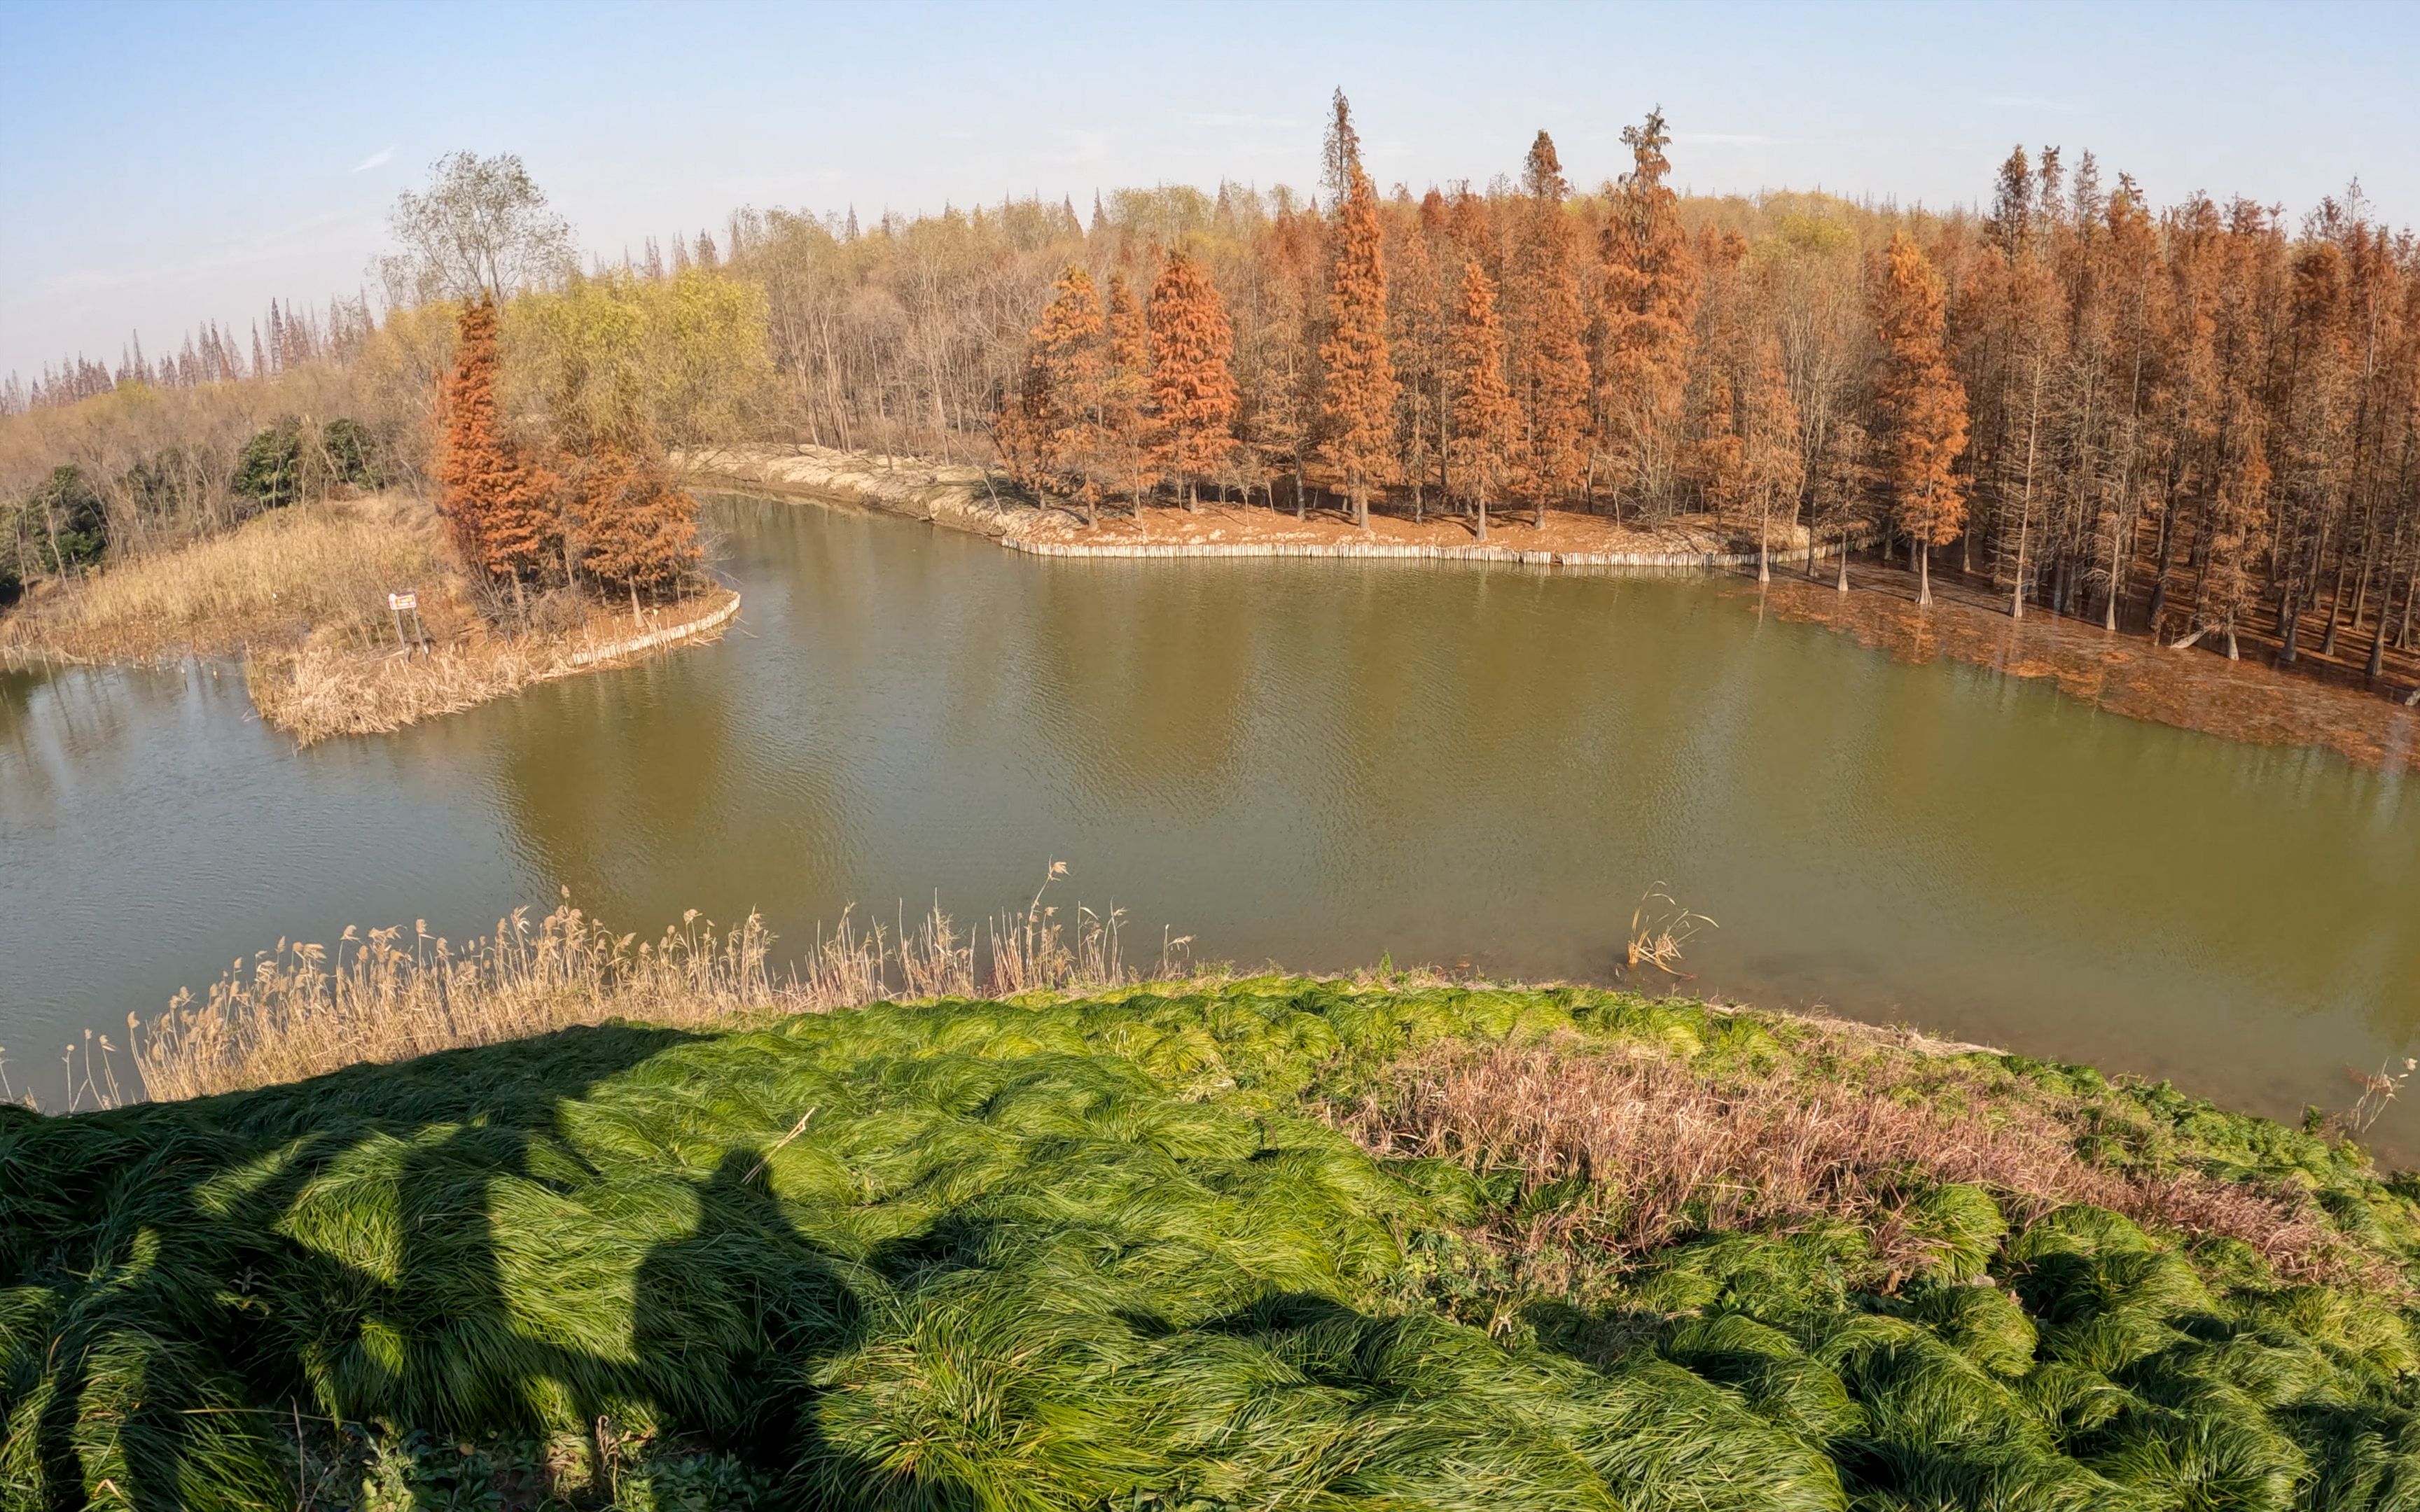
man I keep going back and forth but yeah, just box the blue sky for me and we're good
[5,0,2416,379]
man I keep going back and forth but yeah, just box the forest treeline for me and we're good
[8,97,2420,673]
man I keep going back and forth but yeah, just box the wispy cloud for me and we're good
[1984,94,2086,115]
[1051,128,1111,166]
[1189,112,1293,130]
[348,145,396,174]
[40,205,372,299]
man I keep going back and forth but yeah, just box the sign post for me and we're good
[387,592,420,654]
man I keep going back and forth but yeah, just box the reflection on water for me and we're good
[4,496,2418,1158]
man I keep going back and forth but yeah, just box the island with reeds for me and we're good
[11,892,2420,1511]
[0,482,735,743]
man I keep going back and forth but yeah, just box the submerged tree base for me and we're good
[1755,564,2420,774]
[15,968,2420,1511]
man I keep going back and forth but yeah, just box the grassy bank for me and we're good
[0,493,737,744]
[15,961,2420,1510]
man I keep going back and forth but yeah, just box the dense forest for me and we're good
[8,94,2420,675]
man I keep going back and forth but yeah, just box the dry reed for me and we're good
[1335,1037,2356,1286]
[243,587,738,743]
[132,868,1191,1101]
[0,487,739,745]
[0,493,452,664]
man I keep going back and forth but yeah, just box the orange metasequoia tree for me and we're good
[1390,190,1449,522]
[1509,130,1591,526]
[1447,262,1519,542]
[438,296,559,610]
[1147,249,1238,510]
[436,298,503,572]
[1870,231,1970,605]
[570,441,702,625]
[1320,162,1398,527]
[1597,108,1700,521]
[1100,271,1159,520]
[1685,366,1745,529]
[1260,209,1321,517]
[1739,328,1806,583]
[1022,265,1109,516]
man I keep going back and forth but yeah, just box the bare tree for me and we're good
[379,152,575,305]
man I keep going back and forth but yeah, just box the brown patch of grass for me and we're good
[1333,1035,2360,1287]
[1,489,742,745]
[0,493,461,662]
[243,587,738,744]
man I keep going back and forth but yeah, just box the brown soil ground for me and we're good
[686,445,1816,563]
[1755,557,2420,774]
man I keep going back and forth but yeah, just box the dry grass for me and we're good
[0,489,740,745]
[1335,1035,2356,1287]
[244,587,739,743]
[0,493,459,663]
[131,868,1190,1100]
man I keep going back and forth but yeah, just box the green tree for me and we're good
[26,465,109,573]
[232,421,306,510]
[321,418,385,490]
[510,267,772,451]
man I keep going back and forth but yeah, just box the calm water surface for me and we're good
[5,496,2416,1151]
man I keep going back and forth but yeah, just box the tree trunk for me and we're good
[2010,511,2029,620]
[2323,552,2347,658]
[2368,580,2391,680]
[2101,512,2125,631]
[1917,542,1933,606]
[2146,500,2176,636]
[2010,374,2041,618]
[1835,527,1850,593]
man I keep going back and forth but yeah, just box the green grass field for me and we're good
[10,979,2420,1511]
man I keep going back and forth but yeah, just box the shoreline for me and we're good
[244,585,742,745]
[693,444,2420,774]
[6,584,742,745]
[685,444,1849,570]
[1752,564,2420,775]
[0,491,743,745]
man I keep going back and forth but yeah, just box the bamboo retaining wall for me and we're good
[565,592,743,668]
[999,535,1844,570]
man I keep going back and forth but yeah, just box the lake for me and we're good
[5,494,2416,1152]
